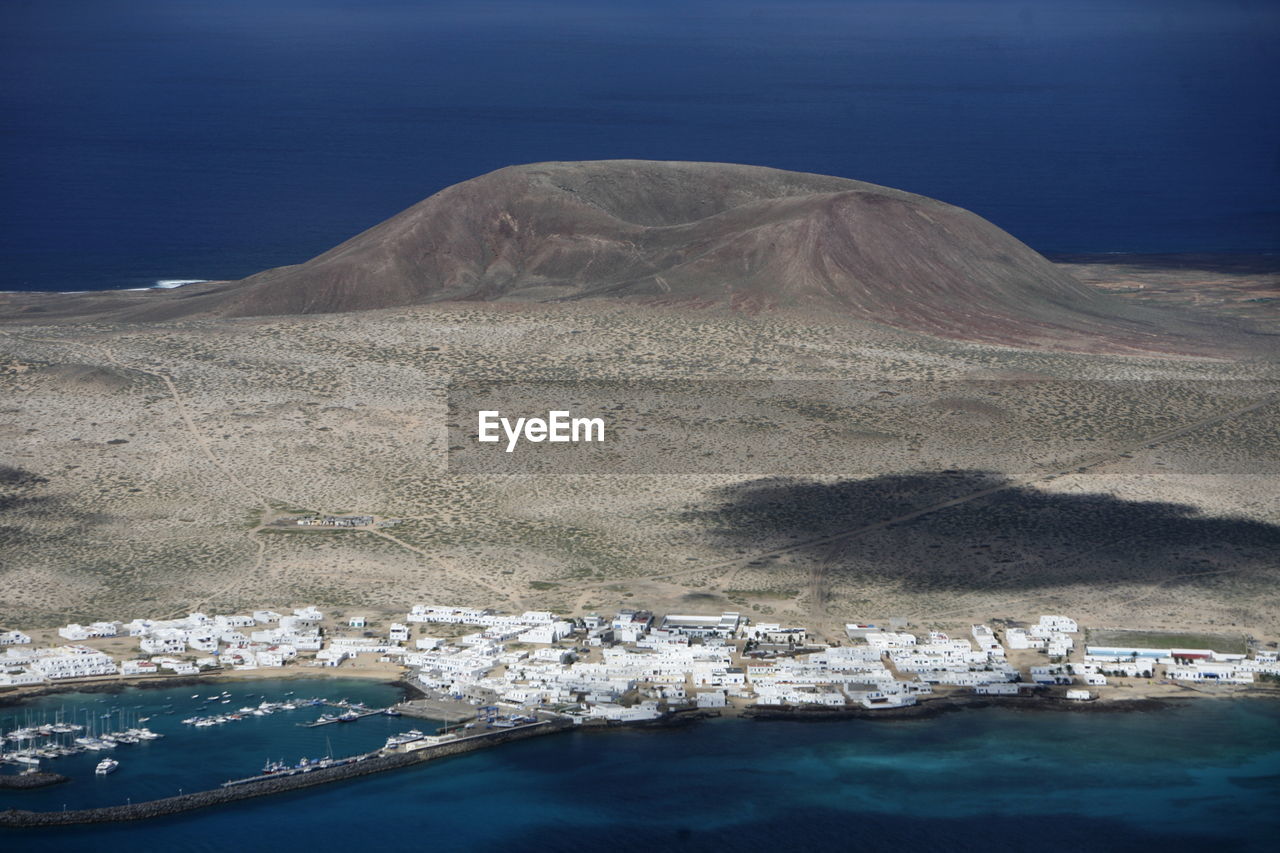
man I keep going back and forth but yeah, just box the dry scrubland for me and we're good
[1,297,1278,640]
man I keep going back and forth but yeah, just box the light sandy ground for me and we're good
[0,297,1277,646]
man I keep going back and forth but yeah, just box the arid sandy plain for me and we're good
[1,260,1277,643]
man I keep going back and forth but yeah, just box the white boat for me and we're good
[95,757,119,775]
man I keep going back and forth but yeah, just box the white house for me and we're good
[316,648,349,667]
[293,606,324,623]
[696,690,728,708]
[691,665,746,688]
[1039,615,1079,633]
[531,647,574,665]
[30,648,118,680]
[0,668,42,686]
[0,630,32,646]
[1005,628,1046,650]
[744,623,808,645]
[140,635,186,655]
[121,660,160,676]
[970,624,1004,656]
[865,632,917,651]
[187,630,219,653]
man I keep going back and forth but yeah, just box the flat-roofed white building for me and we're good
[122,660,160,676]
[1039,615,1078,633]
[0,630,31,646]
[0,668,42,685]
[660,612,741,639]
[140,633,187,655]
[865,632,917,651]
[30,647,118,680]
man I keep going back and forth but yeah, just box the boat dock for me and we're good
[299,702,400,727]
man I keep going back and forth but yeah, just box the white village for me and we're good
[3,603,1276,732]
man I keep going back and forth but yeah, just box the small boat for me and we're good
[383,708,402,717]
[337,711,359,723]
[95,758,119,775]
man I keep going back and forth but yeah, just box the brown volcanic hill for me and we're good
[7,161,1271,354]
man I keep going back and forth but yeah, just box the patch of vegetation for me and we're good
[1086,628,1247,654]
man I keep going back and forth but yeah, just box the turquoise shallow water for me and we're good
[2,681,1277,852]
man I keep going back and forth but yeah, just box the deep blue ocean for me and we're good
[1,680,1278,851]
[1,0,1278,292]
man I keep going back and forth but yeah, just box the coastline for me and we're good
[5,660,1275,711]
[3,679,1277,828]
[0,664,412,708]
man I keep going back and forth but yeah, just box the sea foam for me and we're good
[153,279,209,289]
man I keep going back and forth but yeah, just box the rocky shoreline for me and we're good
[740,692,1190,722]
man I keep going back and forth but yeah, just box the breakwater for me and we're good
[0,772,67,790]
[0,719,569,828]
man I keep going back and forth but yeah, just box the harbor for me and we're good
[0,679,429,814]
[1,717,565,827]
[1,691,1276,847]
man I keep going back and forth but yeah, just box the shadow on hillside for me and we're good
[679,470,1280,592]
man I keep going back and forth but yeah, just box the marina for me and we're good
[2,707,162,768]
[0,679,424,808]
[300,702,401,727]
[182,698,324,728]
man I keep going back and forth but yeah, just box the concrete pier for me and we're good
[0,719,568,828]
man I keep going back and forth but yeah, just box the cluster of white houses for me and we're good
[2,606,1277,715]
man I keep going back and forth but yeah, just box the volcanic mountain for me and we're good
[13,161,1268,353]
